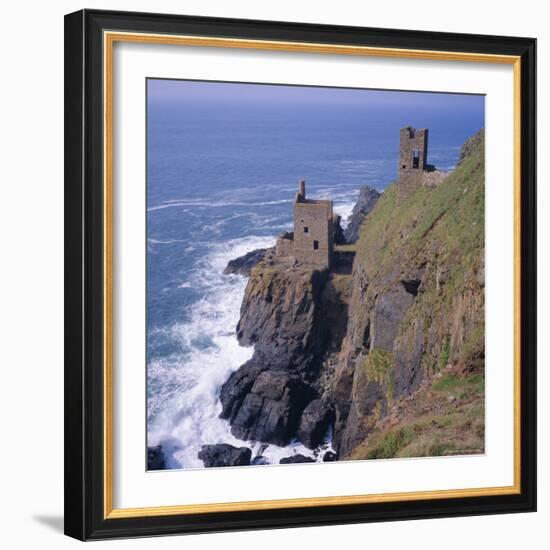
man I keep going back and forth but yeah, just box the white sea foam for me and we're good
[250,426,335,466]
[148,234,327,469]
[308,186,358,230]
[334,201,356,228]
[148,199,292,212]
[148,238,188,245]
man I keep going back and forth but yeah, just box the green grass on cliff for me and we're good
[438,336,451,370]
[356,141,484,278]
[432,372,485,399]
[360,349,395,403]
[347,370,485,460]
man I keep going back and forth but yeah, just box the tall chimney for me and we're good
[298,179,306,198]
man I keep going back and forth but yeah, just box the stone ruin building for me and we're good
[399,126,429,178]
[274,127,442,269]
[398,126,444,188]
[276,180,334,269]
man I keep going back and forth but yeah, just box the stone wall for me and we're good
[421,169,449,187]
[399,126,429,180]
[293,200,333,269]
[275,235,294,257]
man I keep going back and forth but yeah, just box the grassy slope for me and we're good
[357,139,484,295]
[348,365,485,459]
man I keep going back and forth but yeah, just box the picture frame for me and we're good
[64,9,537,541]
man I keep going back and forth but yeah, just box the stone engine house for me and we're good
[276,180,334,269]
[397,126,444,190]
[274,127,439,269]
[399,126,429,179]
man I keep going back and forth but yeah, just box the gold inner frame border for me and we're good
[102,30,522,519]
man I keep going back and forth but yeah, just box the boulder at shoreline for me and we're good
[198,443,252,467]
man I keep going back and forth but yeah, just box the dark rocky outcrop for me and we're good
[322,451,337,462]
[147,445,165,470]
[223,369,314,445]
[333,215,346,245]
[369,286,415,352]
[344,186,380,243]
[234,266,328,356]
[279,454,315,464]
[223,248,267,276]
[198,444,252,467]
[220,265,330,445]
[297,398,333,449]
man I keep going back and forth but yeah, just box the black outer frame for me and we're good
[64,9,537,541]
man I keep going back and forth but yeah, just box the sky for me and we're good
[147,78,485,113]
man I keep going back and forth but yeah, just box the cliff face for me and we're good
[333,130,485,456]
[223,248,266,276]
[219,262,347,446]
[220,130,485,460]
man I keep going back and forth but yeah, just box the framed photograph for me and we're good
[64,9,536,540]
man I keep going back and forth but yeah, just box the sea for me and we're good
[146,82,485,469]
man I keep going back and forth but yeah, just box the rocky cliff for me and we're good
[344,185,381,243]
[218,129,485,461]
[220,262,334,446]
[219,251,352,448]
[223,248,266,276]
[332,130,485,457]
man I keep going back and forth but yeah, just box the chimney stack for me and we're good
[298,179,306,199]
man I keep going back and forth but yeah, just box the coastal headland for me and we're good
[151,127,486,468]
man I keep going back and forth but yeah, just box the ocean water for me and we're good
[146,81,485,469]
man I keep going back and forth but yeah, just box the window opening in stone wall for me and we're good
[412,149,420,168]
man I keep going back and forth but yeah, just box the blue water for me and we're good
[146,81,484,468]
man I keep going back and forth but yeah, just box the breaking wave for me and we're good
[147,235,328,469]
